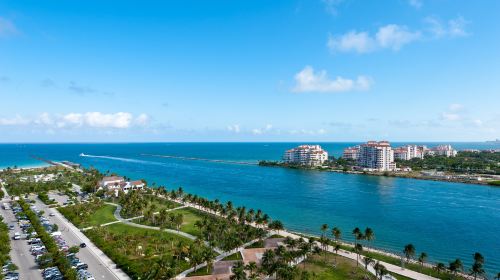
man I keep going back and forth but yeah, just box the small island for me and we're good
[259,142,500,186]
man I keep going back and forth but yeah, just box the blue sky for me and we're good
[0,0,499,142]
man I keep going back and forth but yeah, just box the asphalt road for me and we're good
[0,199,43,280]
[31,195,121,280]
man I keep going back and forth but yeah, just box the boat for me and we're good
[79,153,86,157]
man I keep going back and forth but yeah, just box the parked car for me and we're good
[79,243,86,248]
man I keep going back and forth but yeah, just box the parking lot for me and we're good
[31,194,122,280]
[0,202,41,280]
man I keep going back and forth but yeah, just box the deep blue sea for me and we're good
[1,142,499,275]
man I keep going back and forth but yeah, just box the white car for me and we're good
[49,213,56,216]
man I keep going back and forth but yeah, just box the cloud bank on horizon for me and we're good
[0,0,499,142]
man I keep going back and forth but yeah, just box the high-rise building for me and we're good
[357,141,396,171]
[342,146,360,160]
[283,145,328,166]
[393,145,425,160]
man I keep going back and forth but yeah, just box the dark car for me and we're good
[79,243,86,248]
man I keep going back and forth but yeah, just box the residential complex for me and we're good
[357,141,396,171]
[283,145,328,166]
[342,146,360,160]
[98,176,145,196]
[393,145,425,160]
[342,142,459,171]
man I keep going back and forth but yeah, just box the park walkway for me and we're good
[104,202,224,254]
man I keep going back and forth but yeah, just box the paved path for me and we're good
[33,197,130,280]
[106,202,223,254]
[166,198,441,280]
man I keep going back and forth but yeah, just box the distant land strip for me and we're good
[140,153,258,165]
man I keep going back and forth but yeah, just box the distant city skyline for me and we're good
[1,0,499,142]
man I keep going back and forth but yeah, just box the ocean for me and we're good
[1,142,499,275]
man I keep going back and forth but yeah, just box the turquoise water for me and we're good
[1,143,499,275]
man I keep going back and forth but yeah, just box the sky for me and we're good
[1,0,499,142]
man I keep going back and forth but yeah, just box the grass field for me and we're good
[296,253,375,280]
[337,244,466,280]
[89,204,117,225]
[86,222,196,279]
[222,251,243,261]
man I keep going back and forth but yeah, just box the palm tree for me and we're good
[403,244,416,263]
[230,261,247,280]
[363,256,375,270]
[449,259,463,277]
[245,261,258,276]
[364,227,374,248]
[470,252,485,280]
[418,252,428,270]
[354,243,363,267]
[434,262,446,275]
[331,227,341,244]
[203,249,216,274]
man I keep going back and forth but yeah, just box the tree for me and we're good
[449,259,463,276]
[268,220,284,233]
[363,256,375,270]
[245,261,258,277]
[434,262,446,275]
[495,272,500,280]
[230,261,247,280]
[403,244,416,263]
[354,243,363,267]
[470,252,485,280]
[68,246,80,254]
[364,227,374,248]
[418,252,427,269]
[331,227,341,243]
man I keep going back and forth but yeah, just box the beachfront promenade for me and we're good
[166,198,439,280]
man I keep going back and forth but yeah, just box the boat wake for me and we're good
[79,153,166,166]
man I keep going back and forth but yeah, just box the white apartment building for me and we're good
[283,145,328,166]
[393,145,425,160]
[342,146,360,160]
[433,144,458,157]
[357,141,396,171]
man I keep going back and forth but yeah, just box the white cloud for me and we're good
[251,128,262,135]
[83,112,132,128]
[441,112,461,121]
[0,115,30,126]
[251,124,274,135]
[322,0,344,15]
[424,16,469,38]
[408,0,422,9]
[0,112,149,129]
[327,31,375,53]
[0,17,17,38]
[329,24,420,53]
[289,129,328,135]
[329,16,468,54]
[449,103,464,112]
[135,114,149,126]
[227,124,241,133]
[375,24,421,50]
[292,66,372,93]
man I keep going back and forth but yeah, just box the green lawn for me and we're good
[222,251,243,261]
[337,244,466,280]
[86,222,196,279]
[296,253,375,280]
[187,265,213,277]
[89,204,117,226]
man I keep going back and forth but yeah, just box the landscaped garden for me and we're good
[85,222,215,279]
[58,199,117,228]
[296,252,375,280]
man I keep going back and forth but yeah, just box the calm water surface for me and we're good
[1,143,499,275]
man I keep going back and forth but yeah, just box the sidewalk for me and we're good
[52,207,130,280]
